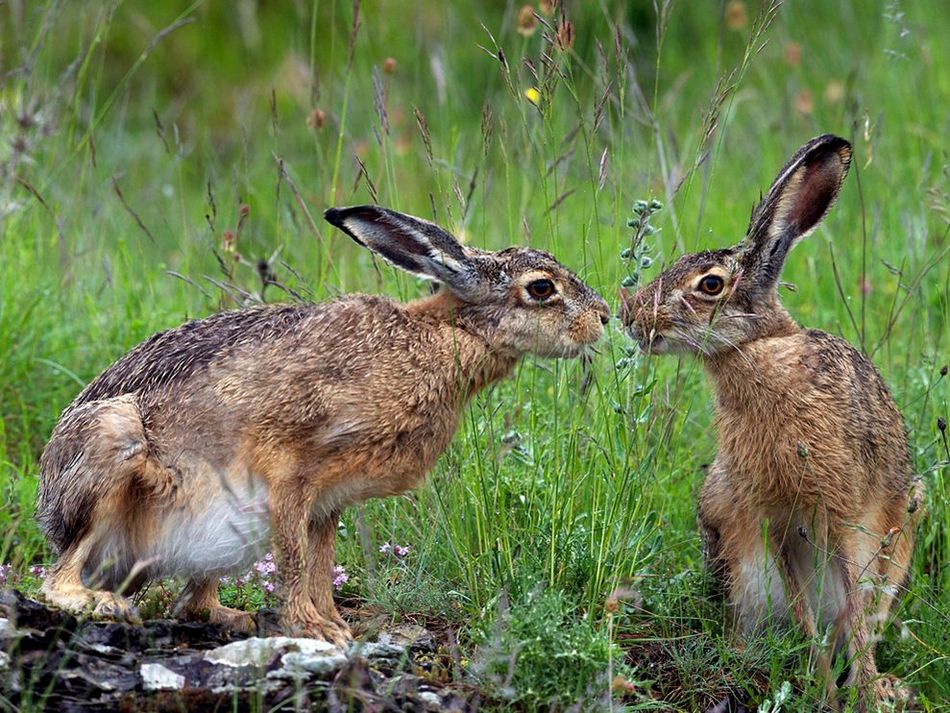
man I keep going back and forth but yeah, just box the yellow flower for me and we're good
[524,87,542,106]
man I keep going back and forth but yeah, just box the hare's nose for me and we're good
[599,313,610,326]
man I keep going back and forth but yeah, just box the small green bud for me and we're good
[641,224,656,236]
[626,217,641,228]
[649,199,663,210]
[620,247,634,259]
[633,199,649,213]
[620,275,637,287]
[640,256,653,268]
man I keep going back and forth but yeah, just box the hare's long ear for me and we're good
[324,205,484,298]
[738,134,852,293]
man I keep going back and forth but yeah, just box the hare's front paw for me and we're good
[283,611,352,647]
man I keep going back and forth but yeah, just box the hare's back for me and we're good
[69,303,320,411]
[799,329,911,482]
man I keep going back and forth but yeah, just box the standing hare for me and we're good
[37,205,610,645]
[620,135,923,710]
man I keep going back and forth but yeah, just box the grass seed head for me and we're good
[556,19,574,51]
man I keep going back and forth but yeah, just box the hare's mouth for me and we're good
[628,328,666,354]
[640,335,667,353]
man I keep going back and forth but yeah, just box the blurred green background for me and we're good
[1,1,947,709]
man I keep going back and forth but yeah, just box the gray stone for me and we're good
[419,690,443,710]
[140,662,185,691]
[272,649,348,677]
[204,636,340,667]
[354,641,407,661]
[376,623,436,651]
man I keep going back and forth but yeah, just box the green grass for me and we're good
[1,0,948,709]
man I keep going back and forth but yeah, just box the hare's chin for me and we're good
[556,343,591,359]
[629,333,668,354]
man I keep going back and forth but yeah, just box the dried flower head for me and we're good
[824,80,845,104]
[539,0,555,16]
[382,57,397,74]
[794,89,814,115]
[306,108,326,130]
[784,41,802,67]
[725,0,748,30]
[517,5,538,37]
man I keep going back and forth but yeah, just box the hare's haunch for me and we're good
[37,205,609,645]
[621,135,922,711]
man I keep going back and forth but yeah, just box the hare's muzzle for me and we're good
[618,286,664,353]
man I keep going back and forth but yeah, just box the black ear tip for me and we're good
[814,134,852,160]
[324,207,345,227]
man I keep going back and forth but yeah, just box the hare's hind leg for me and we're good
[838,491,920,712]
[38,395,166,623]
[42,526,140,623]
[175,578,255,632]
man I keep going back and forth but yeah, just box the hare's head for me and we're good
[325,206,610,358]
[620,134,852,356]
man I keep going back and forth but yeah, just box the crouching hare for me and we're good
[620,136,923,710]
[37,206,609,645]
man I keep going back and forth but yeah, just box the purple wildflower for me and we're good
[253,556,276,576]
[29,565,47,579]
[332,565,348,590]
[0,563,12,586]
[380,542,410,557]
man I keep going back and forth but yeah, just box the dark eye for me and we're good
[526,278,556,301]
[698,275,725,296]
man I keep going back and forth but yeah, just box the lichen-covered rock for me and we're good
[0,589,476,711]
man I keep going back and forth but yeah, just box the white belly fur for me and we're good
[735,533,846,633]
[149,475,271,578]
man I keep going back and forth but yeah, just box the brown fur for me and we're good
[620,136,922,711]
[37,205,609,646]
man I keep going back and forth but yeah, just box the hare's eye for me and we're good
[526,279,556,301]
[698,275,725,296]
